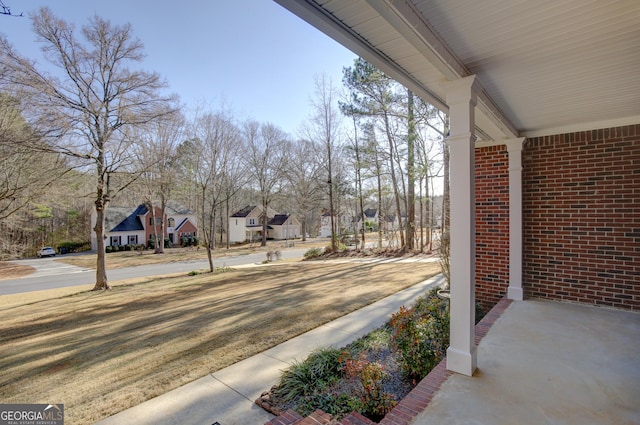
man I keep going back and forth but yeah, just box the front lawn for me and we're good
[0,260,440,425]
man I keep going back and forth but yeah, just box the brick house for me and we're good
[277,0,639,381]
[90,202,197,250]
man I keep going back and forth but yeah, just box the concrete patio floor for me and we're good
[413,299,640,425]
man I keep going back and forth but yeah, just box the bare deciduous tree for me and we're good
[306,74,342,250]
[0,8,177,289]
[192,110,242,271]
[245,121,289,247]
[284,138,324,241]
[134,112,184,253]
[0,94,68,221]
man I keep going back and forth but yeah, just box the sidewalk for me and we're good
[95,274,444,425]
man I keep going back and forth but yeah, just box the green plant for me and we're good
[389,291,450,381]
[214,265,234,273]
[181,236,199,247]
[297,392,362,417]
[347,326,392,356]
[342,354,396,421]
[303,247,324,259]
[274,347,343,403]
[57,240,91,253]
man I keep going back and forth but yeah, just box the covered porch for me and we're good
[273,0,639,422]
[401,297,640,424]
[275,0,639,374]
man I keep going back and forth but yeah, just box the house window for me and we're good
[168,218,175,227]
[249,218,255,225]
[110,236,121,246]
[149,217,162,226]
[128,235,138,245]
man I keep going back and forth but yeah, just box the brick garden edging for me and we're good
[264,297,513,425]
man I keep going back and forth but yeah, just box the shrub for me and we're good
[342,354,396,421]
[105,246,112,253]
[274,347,343,404]
[57,240,91,253]
[389,291,449,381]
[214,265,234,273]
[303,247,324,259]
[181,236,200,247]
[297,392,362,418]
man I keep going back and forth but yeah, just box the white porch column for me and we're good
[506,138,525,300]
[445,75,481,377]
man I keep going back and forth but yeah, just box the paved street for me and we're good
[1,248,309,295]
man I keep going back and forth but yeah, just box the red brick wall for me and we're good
[475,146,510,311]
[522,124,640,310]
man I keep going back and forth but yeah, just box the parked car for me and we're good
[37,246,56,257]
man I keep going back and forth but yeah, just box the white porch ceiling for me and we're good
[275,0,640,140]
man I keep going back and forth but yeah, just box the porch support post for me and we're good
[506,138,525,300]
[445,75,481,377]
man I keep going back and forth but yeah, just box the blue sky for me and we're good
[1,0,357,134]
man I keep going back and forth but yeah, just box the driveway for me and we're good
[10,257,91,278]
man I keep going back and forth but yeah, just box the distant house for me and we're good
[90,201,197,250]
[355,208,399,232]
[319,209,357,237]
[228,205,301,243]
[360,208,379,231]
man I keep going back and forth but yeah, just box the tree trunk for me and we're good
[442,116,450,234]
[261,200,268,247]
[206,205,215,272]
[406,89,416,251]
[328,171,336,251]
[376,153,383,250]
[93,199,109,290]
[155,196,166,254]
[301,216,307,242]
[382,112,405,249]
[419,175,424,251]
[225,198,230,249]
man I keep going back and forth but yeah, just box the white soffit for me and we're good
[275,0,640,139]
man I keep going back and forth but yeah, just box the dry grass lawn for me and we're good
[56,246,248,269]
[0,261,34,279]
[0,260,440,425]
[54,240,331,270]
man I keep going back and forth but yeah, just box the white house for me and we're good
[228,205,301,243]
[319,209,357,237]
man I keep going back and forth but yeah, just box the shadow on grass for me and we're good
[0,261,440,423]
